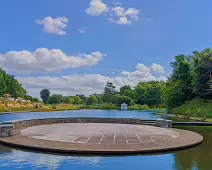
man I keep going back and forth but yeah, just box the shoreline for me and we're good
[0,108,166,115]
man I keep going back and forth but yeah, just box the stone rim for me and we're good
[0,119,203,155]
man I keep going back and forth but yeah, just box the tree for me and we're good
[0,69,27,98]
[96,95,103,104]
[76,94,87,104]
[73,96,82,105]
[24,95,33,101]
[63,96,74,104]
[113,94,135,106]
[40,89,51,104]
[48,94,63,104]
[192,49,212,99]
[32,98,40,103]
[103,82,117,103]
[86,95,98,105]
[135,81,165,107]
[120,85,132,95]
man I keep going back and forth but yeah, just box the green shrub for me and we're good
[128,104,149,110]
[169,99,212,118]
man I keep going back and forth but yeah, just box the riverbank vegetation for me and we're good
[164,48,212,118]
[0,48,211,116]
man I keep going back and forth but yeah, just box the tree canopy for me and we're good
[40,89,51,104]
[86,95,98,105]
[48,94,63,104]
[0,69,27,98]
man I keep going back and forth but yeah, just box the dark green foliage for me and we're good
[63,96,74,104]
[169,99,212,118]
[24,95,40,103]
[192,49,212,99]
[0,69,27,98]
[86,95,98,105]
[103,82,117,103]
[113,94,135,106]
[73,96,82,105]
[48,94,63,104]
[164,48,212,109]
[128,104,149,110]
[95,95,103,104]
[135,81,165,107]
[40,89,51,104]
[76,94,87,104]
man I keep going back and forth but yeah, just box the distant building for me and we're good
[121,103,128,110]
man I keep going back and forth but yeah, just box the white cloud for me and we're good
[85,0,108,16]
[150,63,165,74]
[86,1,140,25]
[78,27,88,34]
[18,63,167,98]
[112,1,122,6]
[0,149,102,169]
[110,7,140,24]
[0,48,104,74]
[36,16,68,35]
[108,17,131,25]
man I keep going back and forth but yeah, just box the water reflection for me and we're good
[0,111,211,169]
[174,126,212,170]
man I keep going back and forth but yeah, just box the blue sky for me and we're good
[0,0,212,97]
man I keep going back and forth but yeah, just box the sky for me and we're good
[0,0,212,97]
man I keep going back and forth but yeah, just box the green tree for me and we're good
[103,82,117,103]
[32,97,40,103]
[120,85,132,95]
[24,95,33,101]
[96,95,103,104]
[86,95,98,105]
[113,94,135,106]
[135,81,165,107]
[40,89,51,104]
[192,49,212,99]
[48,94,63,104]
[63,96,74,104]
[0,69,27,98]
[73,96,82,105]
[76,94,87,104]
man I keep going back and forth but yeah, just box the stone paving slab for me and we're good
[0,123,203,154]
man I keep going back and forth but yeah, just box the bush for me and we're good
[128,104,149,110]
[169,99,212,118]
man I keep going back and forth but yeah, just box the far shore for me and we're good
[0,108,166,115]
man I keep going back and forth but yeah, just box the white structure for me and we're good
[121,103,128,110]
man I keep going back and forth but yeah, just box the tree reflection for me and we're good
[174,127,212,170]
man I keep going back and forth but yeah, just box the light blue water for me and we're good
[0,110,208,170]
[0,110,163,122]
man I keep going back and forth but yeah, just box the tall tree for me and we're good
[86,95,98,105]
[48,94,63,104]
[0,69,27,98]
[40,89,51,104]
[103,82,116,103]
[192,49,212,99]
[73,96,82,105]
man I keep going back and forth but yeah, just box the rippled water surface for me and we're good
[0,110,211,170]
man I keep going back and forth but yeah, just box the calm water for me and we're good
[0,110,211,170]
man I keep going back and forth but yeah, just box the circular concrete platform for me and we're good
[0,123,203,154]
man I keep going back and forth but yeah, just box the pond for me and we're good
[0,110,211,170]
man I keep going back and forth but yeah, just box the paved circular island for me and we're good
[0,118,203,154]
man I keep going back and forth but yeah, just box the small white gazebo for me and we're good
[121,103,128,110]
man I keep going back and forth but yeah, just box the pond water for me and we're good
[0,110,211,170]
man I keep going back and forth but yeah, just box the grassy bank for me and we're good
[0,104,79,113]
[0,100,166,114]
[168,99,212,118]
